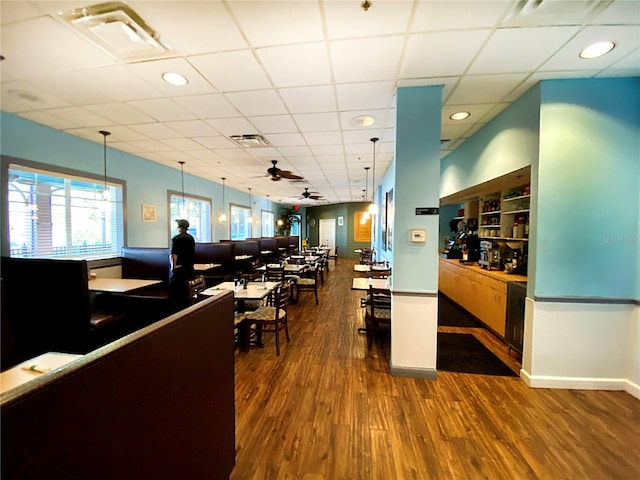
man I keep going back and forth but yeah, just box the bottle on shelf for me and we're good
[516,217,525,238]
[524,218,529,237]
[512,219,519,238]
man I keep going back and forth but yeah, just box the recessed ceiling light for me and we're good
[162,72,188,86]
[351,115,375,128]
[579,41,615,59]
[450,111,470,121]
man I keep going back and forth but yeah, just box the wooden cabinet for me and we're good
[439,258,518,338]
[478,184,530,241]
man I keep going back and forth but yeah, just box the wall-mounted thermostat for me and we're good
[409,229,427,243]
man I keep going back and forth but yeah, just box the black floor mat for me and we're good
[437,333,517,377]
[438,294,481,327]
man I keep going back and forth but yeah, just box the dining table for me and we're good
[88,277,163,293]
[351,277,391,291]
[256,264,308,274]
[194,263,221,273]
[353,264,390,273]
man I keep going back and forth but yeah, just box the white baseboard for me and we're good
[520,368,640,400]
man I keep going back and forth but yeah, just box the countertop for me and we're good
[439,257,528,283]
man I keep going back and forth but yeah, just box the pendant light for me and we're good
[361,167,370,224]
[368,137,379,215]
[177,161,189,219]
[218,178,227,223]
[99,130,111,201]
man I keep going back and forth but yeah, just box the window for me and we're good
[169,192,211,242]
[230,204,251,240]
[261,210,275,237]
[7,163,124,259]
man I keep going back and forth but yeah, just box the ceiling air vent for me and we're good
[503,0,611,26]
[229,134,270,148]
[62,1,170,61]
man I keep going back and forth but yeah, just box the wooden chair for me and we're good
[244,284,291,355]
[297,262,319,305]
[329,245,338,265]
[359,249,373,265]
[369,267,391,279]
[187,275,206,303]
[364,286,392,350]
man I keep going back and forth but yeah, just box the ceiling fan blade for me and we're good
[279,170,304,180]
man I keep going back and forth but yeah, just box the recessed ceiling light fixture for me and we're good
[579,41,615,59]
[162,72,188,86]
[450,111,470,121]
[352,115,375,128]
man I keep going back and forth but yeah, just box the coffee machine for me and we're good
[479,240,501,270]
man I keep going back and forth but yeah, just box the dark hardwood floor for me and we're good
[231,257,640,480]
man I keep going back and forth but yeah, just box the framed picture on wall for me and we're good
[142,204,157,223]
[381,196,387,250]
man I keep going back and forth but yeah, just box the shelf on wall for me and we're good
[502,209,530,215]
[502,194,531,202]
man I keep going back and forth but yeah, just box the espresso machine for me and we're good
[479,240,501,270]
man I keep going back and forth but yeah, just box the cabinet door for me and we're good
[482,285,507,337]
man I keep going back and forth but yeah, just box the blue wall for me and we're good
[536,77,640,300]
[0,113,282,248]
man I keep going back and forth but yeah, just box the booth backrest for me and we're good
[121,247,170,283]
[1,293,236,480]
[0,257,93,361]
[288,235,300,252]
[258,238,277,253]
[276,236,289,252]
[195,242,235,275]
[234,240,260,258]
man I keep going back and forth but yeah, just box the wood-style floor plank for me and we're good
[230,258,640,479]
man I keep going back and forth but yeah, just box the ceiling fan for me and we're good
[299,188,323,200]
[265,160,304,182]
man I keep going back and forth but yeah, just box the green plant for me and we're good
[277,206,297,235]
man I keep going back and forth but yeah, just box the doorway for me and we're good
[318,218,336,256]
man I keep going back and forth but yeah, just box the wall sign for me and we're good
[409,228,427,243]
[415,207,439,215]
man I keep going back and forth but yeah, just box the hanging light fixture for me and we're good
[218,177,227,223]
[178,161,188,218]
[99,130,111,201]
[361,166,370,224]
[368,137,379,215]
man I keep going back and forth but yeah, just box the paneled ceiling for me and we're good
[1,0,638,204]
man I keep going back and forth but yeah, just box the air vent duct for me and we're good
[229,134,270,148]
[503,0,611,26]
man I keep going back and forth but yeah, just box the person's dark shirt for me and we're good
[170,231,195,276]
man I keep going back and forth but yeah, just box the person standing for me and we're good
[169,219,195,309]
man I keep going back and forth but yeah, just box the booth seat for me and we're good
[0,257,127,368]
[1,293,235,480]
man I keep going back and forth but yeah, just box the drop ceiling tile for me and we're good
[277,145,313,157]
[42,106,113,128]
[205,117,256,136]
[257,43,332,87]
[1,81,71,112]
[310,145,345,156]
[411,0,511,31]
[17,111,73,130]
[248,115,298,134]
[193,136,240,149]
[126,58,217,96]
[174,94,241,119]
[164,120,219,137]
[330,36,405,83]
[127,98,197,122]
[448,73,529,104]
[228,1,324,47]
[65,65,164,102]
[132,0,248,54]
[224,90,287,116]
[336,81,396,111]
[188,50,272,92]
[125,139,175,152]
[402,30,491,78]
[129,123,182,139]
[89,125,148,142]
[188,149,224,161]
[342,129,381,145]
[324,1,413,39]
[85,103,156,125]
[294,112,341,132]
[303,131,343,145]
[161,138,205,151]
[595,0,640,24]
[540,25,640,72]
[279,85,337,114]
[267,133,306,147]
[468,26,581,74]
